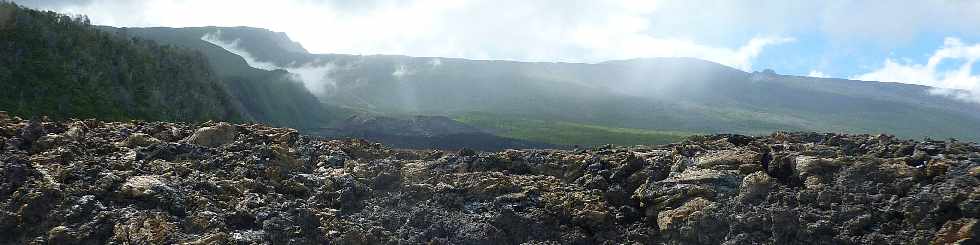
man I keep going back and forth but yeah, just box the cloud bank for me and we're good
[853,38,980,104]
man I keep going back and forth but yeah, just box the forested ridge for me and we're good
[0,2,245,121]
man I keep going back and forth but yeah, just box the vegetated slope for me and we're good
[311,55,980,141]
[313,114,555,150]
[198,28,980,142]
[455,112,689,146]
[218,70,336,129]
[0,3,243,122]
[117,26,555,150]
[100,26,339,129]
[2,115,977,244]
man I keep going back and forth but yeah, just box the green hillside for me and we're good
[454,112,690,146]
[102,26,337,129]
[6,2,979,147]
[0,3,335,129]
[0,3,242,121]
[120,25,980,143]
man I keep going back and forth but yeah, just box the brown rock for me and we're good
[183,122,237,147]
[794,156,841,178]
[738,171,772,202]
[180,233,229,245]
[969,166,980,178]
[926,159,952,177]
[118,133,162,148]
[697,150,760,170]
[121,175,167,198]
[47,225,73,244]
[657,197,713,231]
[33,133,67,152]
[112,212,178,244]
[932,218,978,245]
[63,123,86,142]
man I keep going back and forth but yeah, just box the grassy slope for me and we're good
[454,112,691,146]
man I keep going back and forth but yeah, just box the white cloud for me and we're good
[428,58,442,68]
[202,31,336,96]
[852,37,980,104]
[201,31,279,70]
[808,70,828,78]
[568,15,794,70]
[25,0,796,71]
[23,0,980,73]
[392,64,413,79]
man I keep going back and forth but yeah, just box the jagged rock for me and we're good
[121,175,167,198]
[926,159,953,177]
[183,122,237,147]
[657,197,713,231]
[738,171,772,203]
[182,232,229,245]
[933,218,977,245]
[63,123,86,142]
[32,133,66,152]
[120,175,185,215]
[697,150,759,170]
[20,120,45,143]
[794,156,842,178]
[118,133,162,148]
[0,116,977,244]
[111,212,178,244]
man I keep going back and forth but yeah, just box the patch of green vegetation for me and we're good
[0,2,242,122]
[454,112,691,146]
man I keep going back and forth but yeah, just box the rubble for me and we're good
[1,117,978,244]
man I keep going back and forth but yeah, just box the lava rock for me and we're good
[183,122,237,147]
[0,116,977,244]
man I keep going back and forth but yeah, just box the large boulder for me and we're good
[738,171,773,203]
[657,197,713,231]
[183,122,238,147]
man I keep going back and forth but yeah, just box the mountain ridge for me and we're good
[5,1,977,146]
[162,25,979,142]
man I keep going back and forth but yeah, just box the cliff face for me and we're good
[1,113,978,244]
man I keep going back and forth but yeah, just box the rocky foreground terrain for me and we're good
[1,113,978,244]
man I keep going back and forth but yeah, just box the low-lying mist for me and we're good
[201,31,336,96]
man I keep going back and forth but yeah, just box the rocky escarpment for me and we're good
[1,113,978,244]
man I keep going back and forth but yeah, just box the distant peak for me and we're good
[600,57,747,74]
[206,26,309,55]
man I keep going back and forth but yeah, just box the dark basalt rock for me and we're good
[0,116,978,244]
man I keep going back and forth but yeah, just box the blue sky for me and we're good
[757,33,980,78]
[15,0,980,102]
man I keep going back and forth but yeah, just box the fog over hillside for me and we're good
[17,0,980,105]
[201,30,338,96]
[171,26,980,144]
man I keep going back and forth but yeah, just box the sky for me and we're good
[14,0,980,102]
